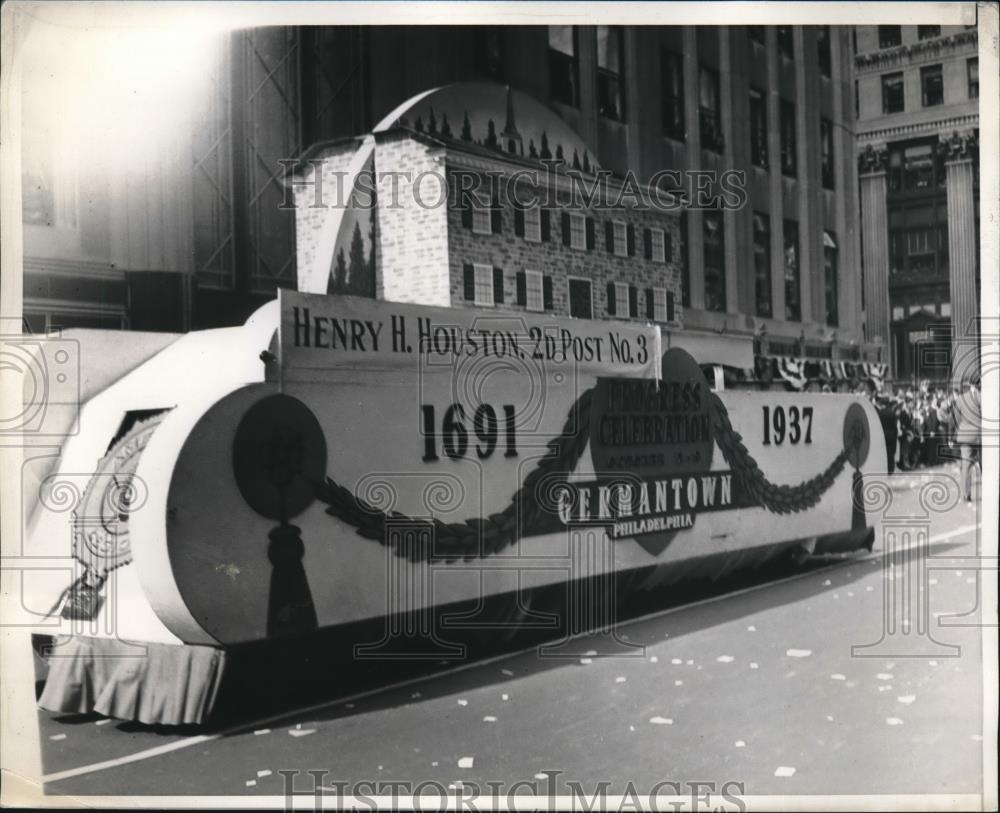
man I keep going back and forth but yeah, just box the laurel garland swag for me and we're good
[313,389,853,561]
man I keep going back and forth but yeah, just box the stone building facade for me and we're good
[854,23,980,382]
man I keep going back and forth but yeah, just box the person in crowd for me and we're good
[952,376,981,502]
[874,389,899,474]
[897,395,914,471]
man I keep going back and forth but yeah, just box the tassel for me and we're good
[266,523,318,638]
[851,468,865,531]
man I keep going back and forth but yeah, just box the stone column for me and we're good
[940,130,980,384]
[858,144,891,362]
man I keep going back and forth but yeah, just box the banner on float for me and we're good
[278,290,662,380]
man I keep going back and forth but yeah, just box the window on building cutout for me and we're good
[568,212,587,250]
[471,197,493,235]
[548,26,579,107]
[921,64,943,107]
[780,100,797,176]
[649,287,671,322]
[473,263,495,307]
[882,72,904,114]
[878,25,901,48]
[661,49,685,140]
[524,269,545,312]
[917,25,940,40]
[597,26,625,121]
[816,26,831,77]
[569,278,593,318]
[703,211,726,312]
[820,118,835,189]
[753,213,772,319]
[783,219,801,321]
[699,66,723,152]
[611,282,630,318]
[523,205,541,242]
[749,88,768,167]
[650,228,667,263]
[968,58,979,99]
[824,230,839,327]
[612,220,628,258]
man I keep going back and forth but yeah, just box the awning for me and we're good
[662,329,755,370]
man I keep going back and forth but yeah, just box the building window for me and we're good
[817,25,831,77]
[878,25,901,48]
[471,197,493,235]
[917,25,941,40]
[523,205,542,242]
[888,140,944,193]
[608,281,630,318]
[597,26,625,121]
[661,48,685,140]
[820,118,835,189]
[524,269,545,312]
[699,66,723,152]
[569,278,593,318]
[892,305,905,321]
[748,26,765,45]
[650,228,667,263]
[612,220,628,258]
[777,26,794,59]
[567,212,587,250]
[703,211,726,312]
[783,219,801,322]
[780,100,797,177]
[940,301,951,317]
[474,27,505,80]
[753,213,772,319]
[824,230,839,327]
[749,87,768,168]
[648,287,672,322]
[548,26,579,107]
[968,58,979,99]
[889,200,949,278]
[466,263,499,307]
[921,64,943,107]
[881,72,904,114]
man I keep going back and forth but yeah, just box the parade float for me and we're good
[27,81,885,725]
[28,292,885,725]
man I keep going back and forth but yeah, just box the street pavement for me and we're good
[37,462,989,802]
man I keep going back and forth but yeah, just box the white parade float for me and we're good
[28,291,885,725]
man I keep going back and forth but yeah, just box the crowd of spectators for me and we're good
[855,378,982,499]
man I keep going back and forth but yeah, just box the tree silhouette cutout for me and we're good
[555,144,564,161]
[486,119,498,149]
[461,112,473,141]
[583,152,592,173]
[414,115,424,133]
[529,139,538,159]
[427,107,438,135]
[348,221,368,295]
[441,113,453,138]
[333,247,348,293]
[367,213,377,291]
[572,148,581,170]
[540,132,551,159]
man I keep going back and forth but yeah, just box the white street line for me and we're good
[44,521,980,785]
